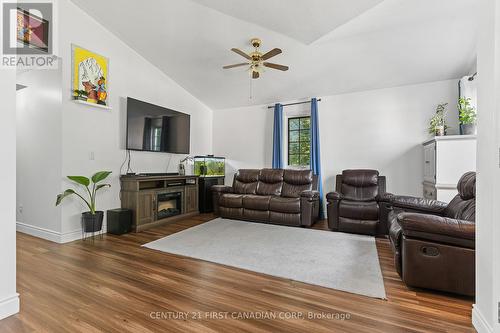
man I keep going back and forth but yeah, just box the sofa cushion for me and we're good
[269,211,301,226]
[233,169,259,194]
[281,169,313,198]
[338,200,379,220]
[457,171,476,200]
[342,169,379,186]
[242,195,271,211]
[243,209,269,222]
[220,207,243,219]
[256,169,284,196]
[340,169,379,201]
[219,194,243,208]
[338,217,378,235]
[269,197,301,214]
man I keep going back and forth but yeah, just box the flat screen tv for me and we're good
[126,97,190,154]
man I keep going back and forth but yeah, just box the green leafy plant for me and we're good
[56,171,112,214]
[73,89,88,99]
[458,97,477,125]
[428,103,448,134]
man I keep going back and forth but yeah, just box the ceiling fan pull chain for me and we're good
[249,78,253,100]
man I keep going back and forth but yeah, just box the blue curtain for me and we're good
[310,98,324,218]
[272,103,284,168]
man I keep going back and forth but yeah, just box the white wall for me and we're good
[16,67,63,240]
[214,79,460,200]
[57,0,213,238]
[0,69,20,318]
[473,0,500,332]
[15,0,214,242]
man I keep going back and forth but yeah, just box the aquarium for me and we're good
[193,156,225,177]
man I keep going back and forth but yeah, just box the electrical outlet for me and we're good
[89,151,95,160]
[18,204,23,214]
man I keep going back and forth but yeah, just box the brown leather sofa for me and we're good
[326,170,387,236]
[212,168,320,227]
[382,172,476,296]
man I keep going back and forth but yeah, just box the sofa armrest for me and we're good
[389,195,447,215]
[211,185,233,193]
[300,190,319,199]
[398,212,475,248]
[300,191,320,227]
[326,191,343,202]
[211,185,232,215]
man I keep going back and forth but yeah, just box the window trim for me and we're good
[287,116,311,167]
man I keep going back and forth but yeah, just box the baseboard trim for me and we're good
[472,304,494,333]
[16,222,61,243]
[0,294,19,320]
[16,222,95,244]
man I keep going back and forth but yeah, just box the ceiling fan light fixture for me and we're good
[223,38,289,79]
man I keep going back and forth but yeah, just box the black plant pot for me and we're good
[81,211,104,232]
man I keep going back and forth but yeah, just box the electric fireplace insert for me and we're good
[157,192,182,220]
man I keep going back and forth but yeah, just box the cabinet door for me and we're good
[138,192,155,225]
[185,186,199,213]
[423,143,436,183]
[423,183,437,200]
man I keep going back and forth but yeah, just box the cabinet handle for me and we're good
[425,161,430,164]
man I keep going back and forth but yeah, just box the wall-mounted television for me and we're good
[126,97,190,154]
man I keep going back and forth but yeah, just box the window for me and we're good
[288,116,311,167]
[152,127,162,151]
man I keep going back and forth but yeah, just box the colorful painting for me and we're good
[16,7,49,52]
[71,45,109,107]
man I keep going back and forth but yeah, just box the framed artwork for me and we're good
[16,7,49,53]
[71,44,110,109]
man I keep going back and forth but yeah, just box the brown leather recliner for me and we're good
[212,168,320,227]
[326,170,387,236]
[383,172,476,296]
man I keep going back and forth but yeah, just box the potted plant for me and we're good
[56,171,112,232]
[458,97,477,135]
[428,103,448,136]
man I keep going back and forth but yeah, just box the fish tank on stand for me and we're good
[193,156,226,213]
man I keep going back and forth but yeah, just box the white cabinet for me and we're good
[422,135,476,203]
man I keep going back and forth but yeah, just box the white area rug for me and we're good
[143,218,386,299]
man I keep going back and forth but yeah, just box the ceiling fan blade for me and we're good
[223,63,248,69]
[263,62,289,71]
[252,71,259,79]
[261,48,282,60]
[231,48,251,60]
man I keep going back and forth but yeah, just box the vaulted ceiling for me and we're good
[71,0,478,110]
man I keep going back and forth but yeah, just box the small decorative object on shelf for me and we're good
[179,155,194,175]
[56,171,112,240]
[194,155,225,177]
[458,97,477,135]
[428,103,448,136]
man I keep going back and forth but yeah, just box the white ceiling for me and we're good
[71,0,478,110]
[191,0,384,44]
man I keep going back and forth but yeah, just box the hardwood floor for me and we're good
[1,214,474,332]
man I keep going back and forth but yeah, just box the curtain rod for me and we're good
[267,98,322,109]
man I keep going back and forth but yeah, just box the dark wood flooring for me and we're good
[0,214,474,332]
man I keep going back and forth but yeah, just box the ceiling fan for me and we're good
[223,38,289,79]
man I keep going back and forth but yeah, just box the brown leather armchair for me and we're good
[212,169,320,227]
[326,170,387,236]
[383,172,476,296]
